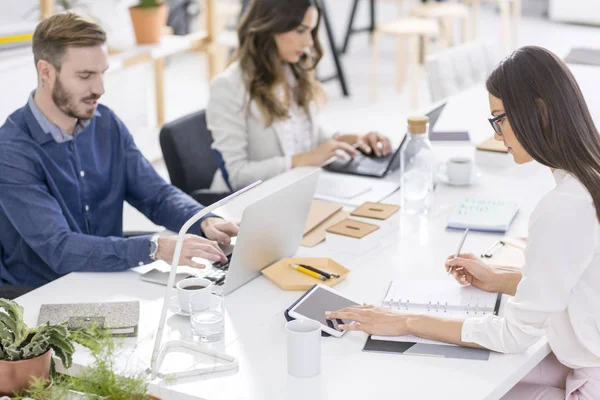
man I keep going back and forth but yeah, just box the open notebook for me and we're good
[363,281,501,360]
[447,198,519,233]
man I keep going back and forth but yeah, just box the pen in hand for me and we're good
[448,228,469,276]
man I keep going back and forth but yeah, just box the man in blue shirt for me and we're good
[0,12,239,295]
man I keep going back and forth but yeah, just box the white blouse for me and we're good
[462,169,600,369]
[280,66,314,169]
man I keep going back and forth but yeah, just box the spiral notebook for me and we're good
[447,198,519,233]
[363,280,501,360]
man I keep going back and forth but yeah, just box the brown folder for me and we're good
[326,219,379,239]
[477,136,508,153]
[351,202,400,220]
[302,200,348,248]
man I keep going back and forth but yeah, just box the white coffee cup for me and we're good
[176,277,212,314]
[445,157,474,184]
[286,319,321,378]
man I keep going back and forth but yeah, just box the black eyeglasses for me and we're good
[488,113,507,136]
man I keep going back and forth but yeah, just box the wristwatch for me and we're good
[149,234,160,261]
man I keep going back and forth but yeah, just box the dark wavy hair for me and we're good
[234,0,325,126]
[487,46,600,221]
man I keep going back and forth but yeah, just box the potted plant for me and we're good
[0,299,90,396]
[129,0,169,45]
[12,329,162,400]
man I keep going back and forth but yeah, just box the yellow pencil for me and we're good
[289,264,326,281]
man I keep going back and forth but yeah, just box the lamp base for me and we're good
[150,340,238,379]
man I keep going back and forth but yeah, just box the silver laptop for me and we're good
[140,169,320,295]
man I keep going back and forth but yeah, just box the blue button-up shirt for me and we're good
[0,96,211,288]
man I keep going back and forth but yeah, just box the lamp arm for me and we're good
[149,181,262,377]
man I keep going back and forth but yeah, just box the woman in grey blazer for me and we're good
[207,0,392,191]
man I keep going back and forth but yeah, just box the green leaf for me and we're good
[69,330,100,352]
[0,312,18,335]
[4,344,22,361]
[21,338,50,359]
[0,298,24,322]
[137,0,164,8]
[0,299,28,345]
[0,323,14,348]
[48,332,75,355]
[51,343,73,369]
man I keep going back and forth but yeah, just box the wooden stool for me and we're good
[371,17,439,108]
[464,0,521,54]
[411,3,470,48]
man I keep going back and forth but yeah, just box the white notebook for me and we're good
[372,280,501,346]
[447,198,519,233]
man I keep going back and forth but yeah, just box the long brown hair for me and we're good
[486,46,600,221]
[235,0,324,126]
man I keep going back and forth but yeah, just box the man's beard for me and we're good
[51,77,99,120]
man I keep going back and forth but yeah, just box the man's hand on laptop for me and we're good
[201,217,239,244]
[291,139,358,167]
[156,234,227,269]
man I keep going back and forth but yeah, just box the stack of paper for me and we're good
[314,172,399,206]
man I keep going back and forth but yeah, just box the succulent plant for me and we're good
[137,0,165,8]
[0,299,95,369]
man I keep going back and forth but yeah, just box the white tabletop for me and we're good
[15,64,599,400]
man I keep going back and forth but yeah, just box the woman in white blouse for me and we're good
[328,46,600,399]
[206,0,391,191]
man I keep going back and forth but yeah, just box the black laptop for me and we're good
[324,103,448,178]
[323,140,404,178]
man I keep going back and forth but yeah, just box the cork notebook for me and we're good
[38,301,139,337]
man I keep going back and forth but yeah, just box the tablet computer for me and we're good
[287,284,360,338]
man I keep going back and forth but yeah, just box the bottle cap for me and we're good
[407,116,429,134]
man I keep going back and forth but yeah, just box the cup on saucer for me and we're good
[175,277,213,314]
[438,157,475,186]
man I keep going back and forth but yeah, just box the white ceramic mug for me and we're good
[446,157,474,184]
[286,319,321,378]
[176,277,212,314]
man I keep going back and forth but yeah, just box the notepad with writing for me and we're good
[447,198,519,233]
[363,281,501,360]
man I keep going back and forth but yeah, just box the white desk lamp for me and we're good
[150,181,262,379]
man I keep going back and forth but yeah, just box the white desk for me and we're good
[15,64,599,400]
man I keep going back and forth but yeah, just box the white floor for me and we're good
[123,2,600,231]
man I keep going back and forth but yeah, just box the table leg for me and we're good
[512,0,521,49]
[500,0,510,54]
[408,35,419,109]
[154,58,165,127]
[39,0,53,20]
[470,0,480,40]
[341,0,361,54]
[321,0,350,96]
[421,34,430,65]
[205,0,219,79]
[397,36,407,92]
[371,31,380,102]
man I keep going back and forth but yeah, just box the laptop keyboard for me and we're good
[346,154,388,175]
[192,254,232,286]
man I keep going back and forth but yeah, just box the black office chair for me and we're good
[159,110,231,206]
[0,285,34,300]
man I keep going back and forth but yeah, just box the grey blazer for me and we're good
[206,61,330,191]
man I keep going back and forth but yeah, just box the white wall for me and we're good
[549,0,600,26]
[0,1,40,24]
